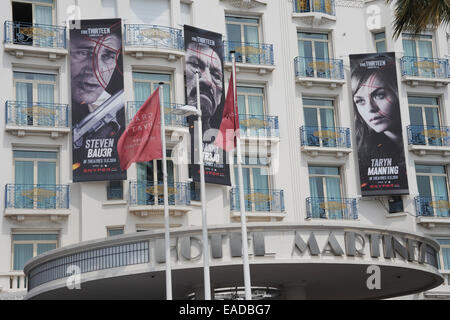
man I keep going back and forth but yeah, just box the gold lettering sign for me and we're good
[21,188,56,200]
[307,61,333,71]
[20,106,56,116]
[245,192,272,203]
[146,186,177,196]
[319,201,347,210]
[234,46,263,55]
[240,118,267,129]
[414,61,441,69]
[19,27,56,39]
[421,129,447,139]
[313,130,339,140]
[429,200,450,209]
[139,28,171,40]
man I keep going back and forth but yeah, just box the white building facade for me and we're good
[0,0,449,300]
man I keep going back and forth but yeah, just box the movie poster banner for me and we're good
[70,19,127,182]
[350,52,409,196]
[184,25,231,186]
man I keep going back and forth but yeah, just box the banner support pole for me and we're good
[195,71,212,300]
[159,83,173,300]
[231,51,252,300]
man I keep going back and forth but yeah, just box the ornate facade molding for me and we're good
[220,0,267,9]
[336,0,365,8]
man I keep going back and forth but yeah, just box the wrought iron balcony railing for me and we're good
[224,41,274,66]
[295,56,344,80]
[4,21,66,49]
[6,101,69,128]
[415,196,450,218]
[5,184,70,210]
[407,125,450,147]
[401,56,450,79]
[306,197,358,220]
[126,101,188,127]
[239,114,279,138]
[293,0,336,16]
[129,181,191,206]
[230,188,285,213]
[124,24,183,51]
[300,126,351,148]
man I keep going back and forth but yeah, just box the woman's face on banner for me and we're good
[353,73,397,134]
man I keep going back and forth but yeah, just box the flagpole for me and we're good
[159,83,172,300]
[195,71,212,300]
[231,51,252,300]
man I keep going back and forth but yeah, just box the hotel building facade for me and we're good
[0,0,449,300]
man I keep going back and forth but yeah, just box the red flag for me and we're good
[215,72,240,152]
[117,88,162,171]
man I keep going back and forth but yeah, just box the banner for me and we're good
[184,25,231,186]
[70,19,127,182]
[350,53,409,196]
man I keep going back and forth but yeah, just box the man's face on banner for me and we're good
[186,42,223,124]
[71,33,121,105]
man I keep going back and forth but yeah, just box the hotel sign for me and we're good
[153,229,439,269]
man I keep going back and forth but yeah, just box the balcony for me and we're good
[295,57,345,88]
[4,184,70,221]
[292,0,336,26]
[400,57,450,87]
[126,101,188,134]
[5,101,70,138]
[424,271,450,299]
[223,41,275,75]
[415,196,450,228]
[239,114,279,145]
[300,126,352,157]
[230,188,285,220]
[407,125,450,156]
[128,181,192,216]
[124,24,184,60]
[306,197,358,220]
[3,21,67,60]
[0,272,27,299]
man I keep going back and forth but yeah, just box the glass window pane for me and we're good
[408,96,438,105]
[108,229,124,237]
[37,243,57,255]
[237,87,263,95]
[226,16,259,24]
[298,32,328,40]
[415,165,445,174]
[320,108,335,128]
[438,240,450,245]
[226,24,241,43]
[12,234,58,241]
[416,176,432,197]
[309,177,324,198]
[303,98,333,107]
[248,95,263,115]
[376,41,386,53]
[38,161,56,185]
[374,32,385,41]
[13,244,34,271]
[14,151,57,159]
[304,108,318,127]
[424,108,440,128]
[15,161,34,185]
[409,107,424,126]
[298,40,312,57]
[309,166,339,175]
[132,72,170,82]
[314,41,329,60]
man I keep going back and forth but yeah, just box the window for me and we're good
[437,239,450,270]
[107,227,124,237]
[234,156,271,211]
[132,72,172,124]
[297,32,331,78]
[12,234,58,271]
[403,33,435,77]
[130,0,170,26]
[408,96,442,146]
[226,16,261,63]
[12,0,55,46]
[294,0,334,14]
[237,86,266,137]
[13,150,58,209]
[416,165,449,217]
[14,71,56,126]
[374,32,386,53]
[107,181,123,200]
[303,98,336,147]
[308,166,343,219]
[137,150,176,205]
